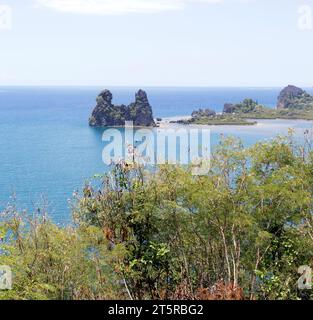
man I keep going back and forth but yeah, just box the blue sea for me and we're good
[1,86,313,223]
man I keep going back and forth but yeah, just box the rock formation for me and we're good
[128,90,156,127]
[223,99,258,114]
[191,108,216,118]
[223,103,236,114]
[89,89,156,127]
[277,85,313,110]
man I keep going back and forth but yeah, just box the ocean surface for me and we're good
[1,86,313,224]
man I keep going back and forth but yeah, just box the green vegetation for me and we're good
[224,98,261,114]
[235,98,313,120]
[1,133,313,300]
[279,90,313,110]
[242,108,313,120]
[181,98,313,126]
[181,115,257,126]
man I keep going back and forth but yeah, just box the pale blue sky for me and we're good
[0,0,312,86]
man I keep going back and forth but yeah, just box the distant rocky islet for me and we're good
[89,89,155,127]
[176,85,313,125]
[89,85,313,127]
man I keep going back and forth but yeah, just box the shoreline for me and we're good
[158,115,313,128]
[157,116,313,134]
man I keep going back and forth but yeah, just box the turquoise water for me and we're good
[1,86,313,223]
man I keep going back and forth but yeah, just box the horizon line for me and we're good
[1,84,312,89]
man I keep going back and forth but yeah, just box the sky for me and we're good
[0,0,312,86]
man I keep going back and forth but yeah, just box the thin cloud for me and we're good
[35,0,223,15]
